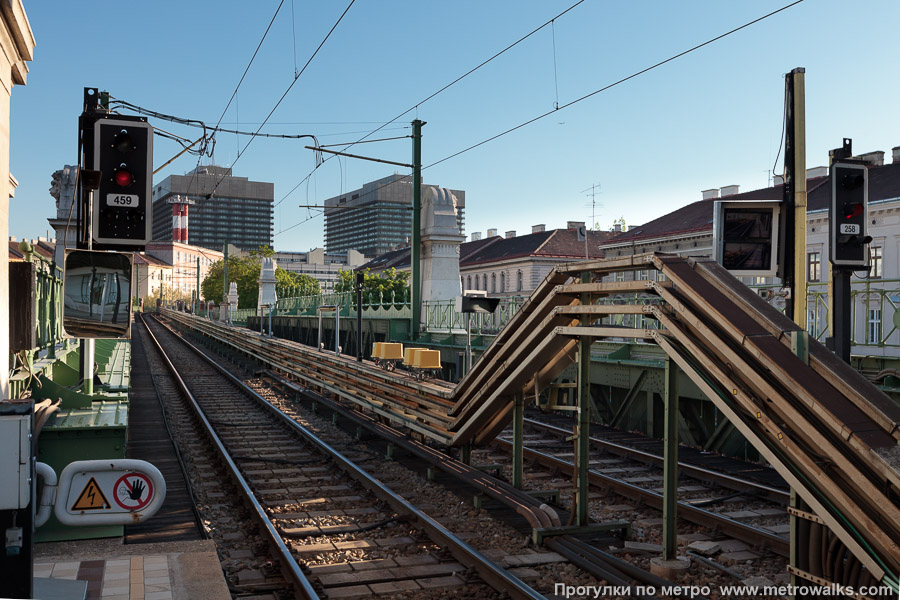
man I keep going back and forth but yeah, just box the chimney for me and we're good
[701,188,719,200]
[614,223,622,233]
[487,228,498,238]
[471,232,482,241]
[505,230,516,239]
[532,224,546,234]
[566,221,585,230]
[806,166,828,179]
[720,185,740,197]
[855,151,884,167]
[893,147,900,164]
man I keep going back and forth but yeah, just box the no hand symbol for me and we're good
[113,473,153,511]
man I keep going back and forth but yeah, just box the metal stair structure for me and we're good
[449,252,900,591]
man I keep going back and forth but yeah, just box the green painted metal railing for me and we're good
[803,278,900,349]
[274,289,411,319]
[422,296,527,335]
[9,243,65,399]
[271,275,900,352]
[20,244,64,356]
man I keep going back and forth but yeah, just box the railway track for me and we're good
[139,313,547,599]
[484,419,792,558]
[164,313,811,595]
[491,411,794,556]
[154,248,900,594]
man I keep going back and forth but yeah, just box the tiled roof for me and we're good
[464,229,611,265]
[8,241,25,261]
[459,236,502,262]
[359,246,411,271]
[359,228,614,271]
[8,239,55,262]
[133,253,172,267]
[604,161,900,246]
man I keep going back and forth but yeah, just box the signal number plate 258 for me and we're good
[107,194,138,207]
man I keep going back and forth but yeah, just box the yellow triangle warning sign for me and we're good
[71,477,111,511]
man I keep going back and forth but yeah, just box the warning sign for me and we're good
[70,477,111,511]
[113,473,153,511]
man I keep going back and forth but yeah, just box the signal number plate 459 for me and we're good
[107,194,138,207]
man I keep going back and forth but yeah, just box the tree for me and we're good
[609,216,628,233]
[276,269,320,297]
[334,268,409,303]
[200,246,319,309]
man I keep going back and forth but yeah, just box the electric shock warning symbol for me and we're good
[113,473,153,511]
[71,477,111,511]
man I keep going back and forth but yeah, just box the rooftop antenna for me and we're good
[581,183,602,229]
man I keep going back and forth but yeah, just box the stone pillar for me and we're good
[222,282,238,323]
[1,1,35,399]
[48,165,78,266]
[257,257,277,315]
[420,186,465,328]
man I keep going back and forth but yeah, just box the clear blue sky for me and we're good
[9,0,900,252]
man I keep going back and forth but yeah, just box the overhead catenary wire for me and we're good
[424,0,805,171]
[274,0,588,210]
[276,0,803,237]
[110,100,328,141]
[204,0,357,202]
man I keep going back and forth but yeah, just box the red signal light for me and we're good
[842,202,864,220]
[114,166,133,187]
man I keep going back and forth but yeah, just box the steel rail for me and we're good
[491,438,790,557]
[257,370,687,594]
[153,315,547,600]
[140,316,319,599]
[521,417,790,504]
[260,369,558,530]
[166,312,455,431]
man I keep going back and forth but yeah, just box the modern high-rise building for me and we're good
[323,174,465,256]
[151,165,274,251]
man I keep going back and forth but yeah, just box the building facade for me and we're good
[151,165,274,251]
[145,241,223,302]
[1,0,34,398]
[273,247,367,292]
[361,222,612,297]
[132,253,172,302]
[324,174,465,256]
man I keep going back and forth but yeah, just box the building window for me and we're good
[868,309,882,344]
[466,275,471,291]
[491,273,496,293]
[517,271,523,292]
[869,246,882,278]
[807,252,821,282]
[500,272,505,292]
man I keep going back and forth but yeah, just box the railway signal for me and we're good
[92,116,153,247]
[829,161,871,268]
